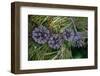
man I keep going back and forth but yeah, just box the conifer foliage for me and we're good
[28,15,88,60]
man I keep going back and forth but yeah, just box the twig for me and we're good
[69,17,78,33]
[44,51,57,56]
[64,22,72,28]
[52,51,61,60]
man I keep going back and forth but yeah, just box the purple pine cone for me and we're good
[72,32,84,48]
[32,25,50,44]
[48,34,63,49]
[63,28,74,41]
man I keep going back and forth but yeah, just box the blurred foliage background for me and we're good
[28,15,88,61]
